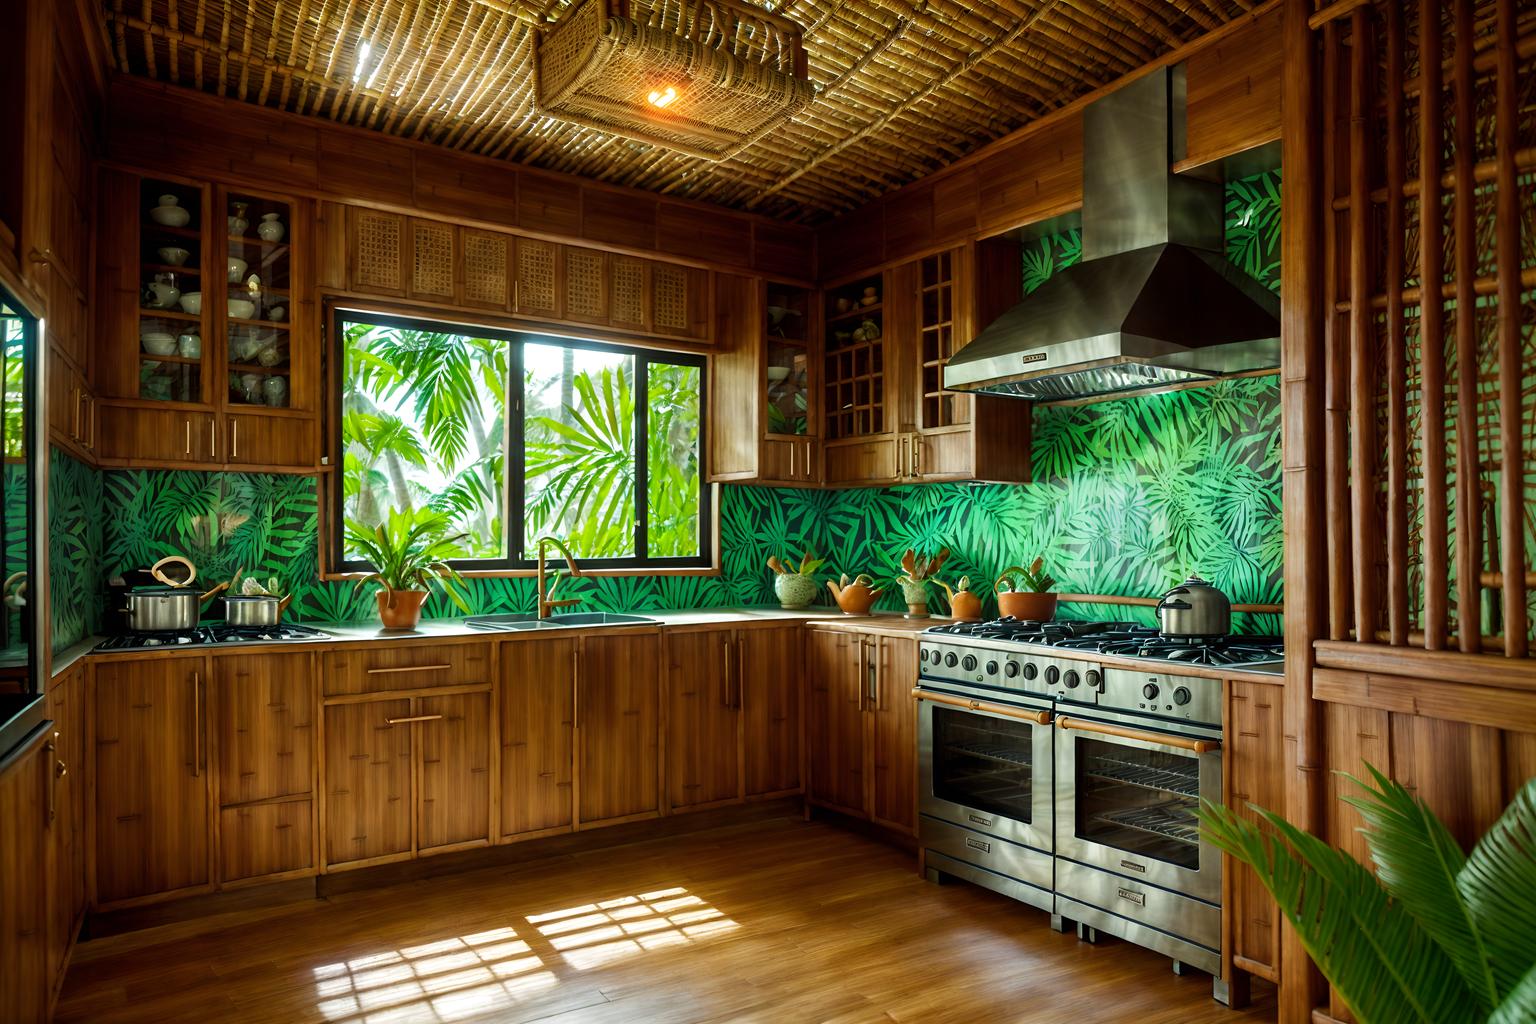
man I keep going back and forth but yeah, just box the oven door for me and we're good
[916,689,1054,853]
[1053,708,1221,904]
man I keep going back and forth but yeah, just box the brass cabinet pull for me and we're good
[88,396,96,450]
[722,634,733,707]
[366,663,453,675]
[788,442,796,479]
[184,418,192,455]
[1056,716,1220,754]
[232,418,239,459]
[45,737,58,823]
[913,436,922,476]
[735,636,745,709]
[868,640,880,708]
[208,419,216,459]
[385,713,444,725]
[192,671,203,777]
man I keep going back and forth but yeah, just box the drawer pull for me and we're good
[1117,888,1146,907]
[965,836,992,854]
[367,663,453,676]
[385,714,445,725]
[1120,859,1147,873]
[968,813,993,827]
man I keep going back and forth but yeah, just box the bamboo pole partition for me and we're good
[1323,19,1352,642]
[1419,0,1449,651]
[1383,0,1408,647]
[1452,0,1481,654]
[1347,8,1379,645]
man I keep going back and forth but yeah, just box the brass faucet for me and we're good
[535,536,584,619]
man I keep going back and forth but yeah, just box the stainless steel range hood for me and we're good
[944,67,1279,401]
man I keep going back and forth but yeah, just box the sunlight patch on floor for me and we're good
[310,926,556,1023]
[529,886,740,970]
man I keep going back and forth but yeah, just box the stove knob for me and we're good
[920,649,930,664]
[1063,669,1081,689]
[962,655,978,672]
[944,652,959,668]
[985,661,999,676]
[1044,665,1060,686]
[1173,686,1192,706]
[1085,669,1103,690]
[1004,662,1021,678]
[1143,683,1161,701]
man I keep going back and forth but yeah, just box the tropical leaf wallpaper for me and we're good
[49,448,102,651]
[50,169,1284,633]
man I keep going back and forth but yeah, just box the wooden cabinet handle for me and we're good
[722,634,733,707]
[856,639,866,711]
[913,689,1052,725]
[209,418,216,460]
[385,714,444,725]
[913,436,922,476]
[788,442,796,479]
[184,418,192,456]
[735,636,745,709]
[1056,716,1220,754]
[45,737,58,823]
[366,663,452,675]
[192,671,203,777]
[572,646,582,730]
[232,418,239,459]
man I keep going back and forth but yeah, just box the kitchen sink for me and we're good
[463,611,660,631]
[547,612,660,627]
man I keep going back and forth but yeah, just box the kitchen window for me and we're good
[335,309,709,571]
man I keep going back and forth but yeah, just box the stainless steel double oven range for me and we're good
[915,620,1277,1005]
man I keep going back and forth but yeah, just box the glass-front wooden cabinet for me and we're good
[94,169,317,470]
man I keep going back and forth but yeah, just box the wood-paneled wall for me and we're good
[103,76,816,284]
[1280,1,1536,1022]
[815,4,1284,280]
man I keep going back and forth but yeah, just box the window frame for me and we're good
[330,306,712,576]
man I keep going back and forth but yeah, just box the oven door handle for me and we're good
[1056,715,1220,754]
[912,689,1052,725]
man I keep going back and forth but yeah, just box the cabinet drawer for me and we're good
[919,814,1053,892]
[323,643,492,695]
[1056,858,1221,952]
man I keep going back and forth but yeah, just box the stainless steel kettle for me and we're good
[1156,575,1231,638]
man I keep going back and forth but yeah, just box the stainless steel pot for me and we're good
[222,593,292,626]
[1156,575,1231,638]
[122,583,227,631]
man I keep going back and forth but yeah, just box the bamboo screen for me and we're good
[1313,0,1536,657]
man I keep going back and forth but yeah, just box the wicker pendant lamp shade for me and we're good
[534,0,814,160]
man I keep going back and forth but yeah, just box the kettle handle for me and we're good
[1157,597,1192,612]
[150,555,197,588]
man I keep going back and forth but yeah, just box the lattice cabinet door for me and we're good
[651,263,706,339]
[346,207,406,297]
[461,229,512,311]
[563,246,610,325]
[407,218,458,303]
[609,256,649,330]
[514,237,563,320]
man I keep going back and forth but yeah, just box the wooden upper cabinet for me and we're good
[461,229,512,311]
[664,628,741,810]
[578,632,660,825]
[513,237,563,320]
[649,262,708,340]
[407,217,457,303]
[347,207,406,296]
[609,255,648,331]
[91,658,211,904]
[562,246,610,325]
[500,637,577,838]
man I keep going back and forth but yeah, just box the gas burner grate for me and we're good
[96,624,331,650]
[926,619,1138,642]
[1055,631,1283,666]
[94,630,206,650]
[207,625,330,644]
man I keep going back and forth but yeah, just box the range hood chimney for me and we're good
[944,67,1279,401]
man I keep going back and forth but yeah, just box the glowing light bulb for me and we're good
[646,86,678,109]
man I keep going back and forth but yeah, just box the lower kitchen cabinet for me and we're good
[213,653,315,881]
[1225,677,1285,989]
[322,688,493,868]
[0,723,51,1024]
[46,666,86,996]
[91,659,212,905]
[665,625,804,812]
[417,692,492,851]
[806,629,917,835]
[578,632,660,826]
[499,637,576,838]
[323,698,413,867]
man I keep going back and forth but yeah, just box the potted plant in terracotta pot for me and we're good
[828,573,884,615]
[936,575,983,622]
[895,548,950,618]
[768,547,824,609]
[995,558,1058,621]
[346,510,472,630]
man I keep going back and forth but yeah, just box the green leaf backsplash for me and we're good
[54,168,1289,632]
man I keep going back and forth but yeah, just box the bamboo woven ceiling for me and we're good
[99,0,1259,223]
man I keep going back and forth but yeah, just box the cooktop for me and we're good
[94,624,331,650]
[923,618,1283,667]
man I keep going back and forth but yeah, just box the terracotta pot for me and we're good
[947,588,983,622]
[996,590,1058,622]
[377,588,429,629]
[828,574,883,615]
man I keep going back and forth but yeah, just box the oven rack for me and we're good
[949,742,1033,769]
[1092,803,1201,845]
[1084,755,1198,798]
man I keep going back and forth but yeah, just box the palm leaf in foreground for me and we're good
[1200,798,1481,1024]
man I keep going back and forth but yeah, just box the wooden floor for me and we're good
[57,815,1276,1024]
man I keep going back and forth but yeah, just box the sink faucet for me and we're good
[536,536,584,620]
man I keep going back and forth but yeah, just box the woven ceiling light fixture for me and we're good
[533,0,814,160]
